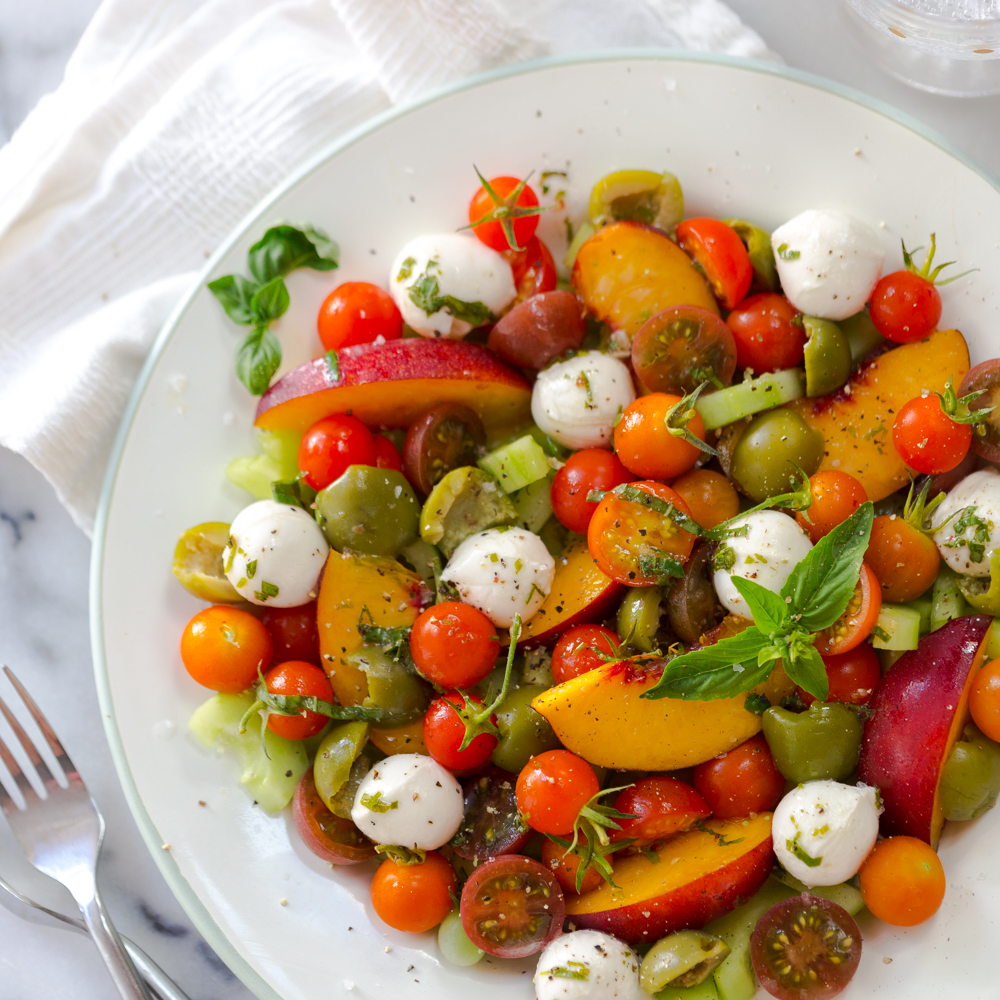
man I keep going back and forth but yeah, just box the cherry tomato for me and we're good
[630,306,737,396]
[969,658,1000,743]
[503,235,557,302]
[671,469,740,530]
[402,404,486,495]
[468,175,540,252]
[259,602,319,666]
[516,750,599,836]
[374,434,403,473]
[797,645,881,709]
[317,281,403,351]
[614,393,707,481]
[460,855,565,958]
[409,602,499,688]
[587,481,697,587]
[488,290,586,370]
[297,413,377,491]
[893,394,971,475]
[959,359,1000,462]
[859,835,946,926]
[371,850,457,933]
[610,776,710,844]
[550,449,634,534]
[451,766,531,861]
[750,895,862,999]
[675,217,753,310]
[540,836,605,894]
[180,605,272,692]
[263,660,333,740]
[814,563,882,656]
[726,293,806,373]
[667,542,726,644]
[692,734,785,820]
[795,471,868,543]
[292,768,376,865]
[423,693,498,772]
[869,270,941,344]
[551,625,620,684]
[865,513,940,602]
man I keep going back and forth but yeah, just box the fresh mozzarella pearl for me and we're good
[771,210,884,321]
[350,753,463,851]
[222,500,328,607]
[535,931,643,1000]
[772,780,882,887]
[932,468,1000,576]
[713,511,813,621]
[388,233,515,338]
[441,527,555,628]
[531,351,636,449]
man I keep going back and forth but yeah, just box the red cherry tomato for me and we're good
[371,851,456,933]
[675,217,753,310]
[610,776,710,844]
[317,281,403,352]
[423,693,498,772]
[541,836,605,894]
[468,175,540,252]
[893,394,972,474]
[292,768,376,865]
[259,602,320,666]
[504,236,557,302]
[297,413,377,491]
[551,625,621,684]
[451,767,532,861]
[814,562,882,656]
[726,293,806,373]
[797,645,881,708]
[180,605,272,692]
[551,449,634,535]
[614,392,707,481]
[693,733,785,820]
[373,434,403,473]
[795,471,868,544]
[515,750,599,836]
[262,660,333,740]
[869,269,941,344]
[409,602,499,688]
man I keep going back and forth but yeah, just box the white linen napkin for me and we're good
[0,0,773,535]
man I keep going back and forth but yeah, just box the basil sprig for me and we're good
[642,502,874,703]
[208,224,339,395]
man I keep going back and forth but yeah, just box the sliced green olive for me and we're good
[172,522,241,602]
[618,586,663,653]
[588,169,683,231]
[940,722,1000,821]
[762,702,862,784]
[731,409,824,501]
[803,317,852,397]
[418,466,517,558]
[348,647,430,725]
[491,685,561,773]
[639,929,731,992]
[725,219,778,293]
[313,721,370,812]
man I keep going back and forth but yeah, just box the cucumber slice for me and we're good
[257,428,302,479]
[872,604,922,650]
[478,435,550,494]
[188,692,308,813]
[771,870,865,916]
[509,474,554,533]
[225,429,302,500]
[904,594,933,636]
[931,564,969,632]
[695,369,805,431]
[564,221,596,270]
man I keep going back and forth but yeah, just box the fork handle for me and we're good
[79,891,156,1000]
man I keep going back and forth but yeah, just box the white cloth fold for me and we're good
[0,0,773,534]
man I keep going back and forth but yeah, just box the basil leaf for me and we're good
[271,478,315,510]
[250,276,290,324]
[408,265,493,327]
[781,502,874,633]
[236,326,282,396]
[637,552,685,584]
[207,274,259,325]
[731,577,789,633]
[248,224,340,284]
[783,640,830,703]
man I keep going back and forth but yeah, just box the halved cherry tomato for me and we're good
[541,836,605,894]
[797,645,881,708]
[259,602,320,666]
[795,471,869,544]
[959,359,1000,462]
[893,394,971,475]
[671,469,740,530]
[969,658,1000,743]
[550,449,634,535]
[423,693,498,772]
[692,733,785,820]
[410,602,499,688]
[402,404,486,495]
[675,218,753,310]
[503,235,557,302]
[587,481,697,587]
[859,836,945,926]
[180,605,272,692]
[317,281,403,351]
[865,513,940,602]
[460,855,565,958]
[813,563,882,656]
[371,850,457,933]
[614,393,707,481]
[298,413,377,491]
[869,270,941,345]
[451,767,531,862]
[725,293,806,373]
[292,768,376,865]
[610,776,709,844]
[469,175,540,252]
[374,434,404,473]
[263,660,333,740]
[551,625,621,684]
[516,750,599,836]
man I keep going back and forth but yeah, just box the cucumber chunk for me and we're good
[509,474,554,533]
[225,428,302,500]
[872,604,922,650]
[478,435,551,493]
[771,870,865,916]
[931,564,969,632]
[695,369,805,431]
[904,594,933,636]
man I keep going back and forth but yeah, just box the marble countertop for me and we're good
[1,1,999,998]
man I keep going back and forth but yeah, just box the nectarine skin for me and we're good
[857,614,992,847]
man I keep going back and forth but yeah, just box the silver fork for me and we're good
[0,666,153,999]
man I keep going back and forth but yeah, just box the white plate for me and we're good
[92,52,1000,1000]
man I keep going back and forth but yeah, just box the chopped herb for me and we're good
[695,819,745,847]
[324,350,340,381]
[408,262,493,327]
[360,791,398,813]
[871,624,892,642]
[637,552,685,584]
[245,559,257,579]
[714,544,737,573]
[744,693,770,715]
[786,831,823,867]
[255,580,279,602]
[375,844,425,865]
[776,243,800,260]
[396,256,417,281]
[942,505,991,564]
[489,552,499,562]
[526,582,548,605]
[514,558,524,572]
[540,169,568,196]
[577,370,595,407]
[549,962,590,981]
[639,845,661,864]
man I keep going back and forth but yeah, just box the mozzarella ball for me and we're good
[440,527,555,628]
[389,233,515,338]
[773,780,881,886]
[535,931,643,1000]
[932,468,1000,576]
[771,210,884,320]
[350,753,463,850]
[713,511,813,620]
[531,351,636,449]
[222,500,328,607]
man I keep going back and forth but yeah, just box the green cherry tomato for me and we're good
[640,929,731,992]
[940,722,1000,821]
[312,721,370,811]
[491,686,562,773]
[617,586,664,653]
[725,219,778,293]
[803,317,852,397]
[761,702,863,784]
[731,409,824,501]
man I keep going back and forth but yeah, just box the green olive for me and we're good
[725,219,778,293]
[491,686,561,773]
[588,169,684,231]
[639,929,731,992]
[313,721,370,812]
[940,722,1000,821]
[839,309,885,364]
[618,586,663,653]
[347,647,430,724]
[419,466,518,558]
[803,317,852,397]
[731,409,824,501]
[172,522,242,602]
[316,466,419,557]
[762,702,862,784]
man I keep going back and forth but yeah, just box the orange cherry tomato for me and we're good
[865,513,940,602]
[551,625,621,684]
[859,836,946,926]
[370,851,457,933]
[970,658,1000,743]
[263,661,334,740]
[675,217,753,310]
[515,750,599,836]
[671,468,740,530]
[614,393,706,481]
[180,605,272,692]
[317,281,403,351]
[540,836,605,894]
[692,734,785,820]
[813,562,882,657]
[797,644,881,708]
[796,471,868,543]
[468,175,540,252]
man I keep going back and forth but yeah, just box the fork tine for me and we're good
[0,687,60,789]
[0,728,35,805]
[2,667,75,781]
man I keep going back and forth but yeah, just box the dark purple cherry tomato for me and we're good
[292,769,376,865]
[667,543,725,645]
[402,403,486,495]
[451,766,531,862]
[959,359,1000,462]
[487,290,586,369]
